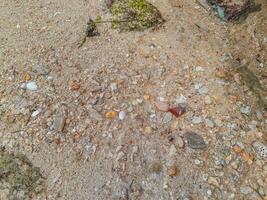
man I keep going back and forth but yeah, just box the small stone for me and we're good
[169,145,177,157]
[26,81,38,91]
[31,109,41,118]
[163,112,172,123]
[256,110,263,120]
[116,151,125,161]
[253,142,267,161]
[192,116,202,124]
[196,66,205,72]
[168,166,178,177]
[119,111,126,120]
[240,106,251,115]
[143,94,150,100]
[204,96,212,105]
[176,95,187,104]
[154,100,169,112]
[144,126,153,134]
[208,177,220,188]
[214,119,223,127]
[240,186,253,195]
[22,73,31,81]
[185,132,207,149]
[198,86,209,95]
[52,113,66,132]
[89,108,103,121]
[105,111,117,119]
[204,118,214,128]
[194,159,202,165]
[177,136,185,148]
[216,70,227,79]
[149,162,162,174]
[70,81,80,91]
[110,83,118,92]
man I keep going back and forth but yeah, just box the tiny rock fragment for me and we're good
[31,109,41,118]
[23,73,31,81]
[144,126,153,134]
[240,152,253,164]
[119,111,126,120]
[192,116,202,124]
[143,94,150,100]
[163,112,173,123]
[149,162,162,174]
[86,19,98,37]
[252,142,267,161]
[233,145,242,154]
[52,113,66,132]
[185,131,207,149]
[26,81,38,91]
[177,136,185,148]
[240,105,251,115]
[89,108,103,121]
[168,106,186,118]
[168,166,178,177]
[154,100,169,112]
[70,81,81,91]
[105,111,118,119]
[215,70,228,79]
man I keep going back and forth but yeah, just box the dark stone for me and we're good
[185,132,207,149]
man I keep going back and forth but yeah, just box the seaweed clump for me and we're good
[0,147,44,199]
[110,0,164,31]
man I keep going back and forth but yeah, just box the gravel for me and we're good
[185,132,207,149]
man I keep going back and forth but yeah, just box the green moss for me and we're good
[110,0,163,31]
[0,148,43,196]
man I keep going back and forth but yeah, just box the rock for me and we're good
[105,111,117,119]
[119,111,126,120]
[204,96,212,105]
[214,119,223,127]
[154,100,169,112]
[198,86,209,95]
[168,166,178,177]
[169,145,177,157]
[144,126,153,134]
[240,186,253,195]
[176,95,187,104]
[26,81,38,91]
[33,64,51,75]
[116,151,125,161]
[52,112,66,132]
[208,177,220,188]
[31,109,41,118]
[163,112,172,123]
[192,116,202,124]
[89,108,103,121]
[185,132,207,149]
[240,106,251,115]
[196,66,205,72]
[177,136,185,148]
[149,162,162,174]
[204,118,214,128]
[110,82,118,92]
[253,142,267,161]
[195,84,209,95]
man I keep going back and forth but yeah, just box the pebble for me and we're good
[208,177,220,188]
[252,142,267,160]
[105,111,117,119]
[214,119,223,127]
[116,151,125,161]
[176,95,187,104]
[52,113,66,132]
[240,186,253,195]
[204,96,212,105]
[31,109,41,118]
[26,81,38,91]
[192,116,202,124]
[195,66,205,72]
[168,166,178,177]
[110,83,118,92]
[163,112,173,123]
[185,132,207,149]
[198,86,209,95]
[119,111,126,120]
[89,108,103,121]
[154,100,169,112]
[204,118,214,128]
[177,136,185,148]
[240,106,251,115]
[169,144,177,157]
[144,126,153,134]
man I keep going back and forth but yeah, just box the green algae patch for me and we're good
[0,148,43,196]
[110,0,164,31]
